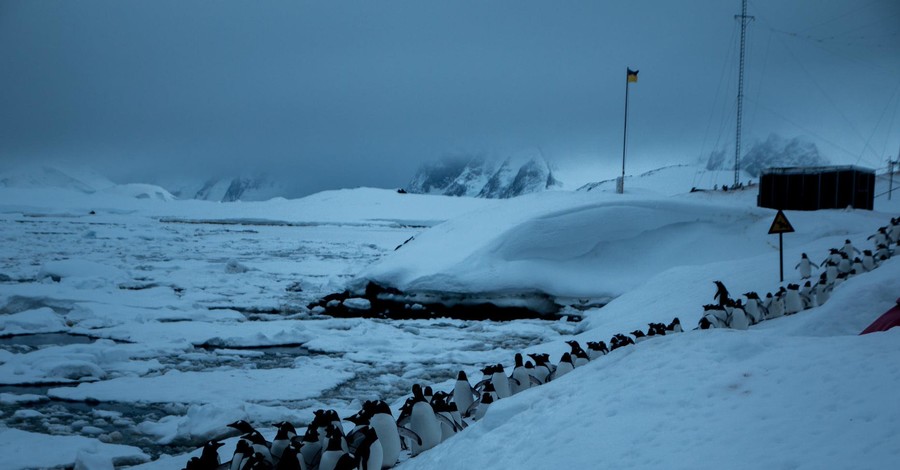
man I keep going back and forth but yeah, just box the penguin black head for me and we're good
[699,317,712,329]
[630,329,645,338]
[227,420,256,435]
[801,253,808,258]
[457,370,469,381]
[242,430,269,447]
[275,421,297,436]
[345,410,369,427]
[411,383,427,402]
[514,353,524,368]
[334,453,358,470]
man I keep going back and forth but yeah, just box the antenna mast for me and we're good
[734,0,753,187]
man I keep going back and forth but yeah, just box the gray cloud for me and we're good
[1,0,898,196]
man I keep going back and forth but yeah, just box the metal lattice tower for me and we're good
[734,0,753,187]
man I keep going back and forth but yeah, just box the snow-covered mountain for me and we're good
[0,164,175,201]
[159,175,288,202]
[707,133,831,176]
[408,152,562,199]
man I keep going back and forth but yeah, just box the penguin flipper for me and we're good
[508,377,521,386]
[473,378,490,393]
[397,426,423,446]
[435,413,461,432]
[463,399,480,418]
[528,376,542,386]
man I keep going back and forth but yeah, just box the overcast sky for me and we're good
[1,0,898,196]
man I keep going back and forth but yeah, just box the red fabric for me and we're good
[860,298,900,335]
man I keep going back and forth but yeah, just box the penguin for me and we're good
[876,243,892,261]
[666,317,683,333]
[430,392,463,442]
[762,292,773,315]
[698,316,713,330]
[318,425,349,470]
[815,277,830,306]
[767,291,785,319]
[364,400,403,469]
[824,262,838,285]
[406,384,441,456]
[630,329,648,343]
[271,422,296,463]
[841,239,860,260]
[743,293,764,324]
[702,304,728,327]
[784,284,803,315]
[823,248,841,266]
[451,371,478,419]
[851,257,864,275]
[586,341,609,359]
[889,219,900,243]
[333,454,358,470]
[488,364,511,399]
[837,253,852,274]
[800,282,814,309]
[868,228,888,248]
[423,385,434,403]
[184,440,224,470]
[713,280,730,306]
[509,353,531,395]
[646,323,667,337]
[353,426,384,470]
[795,253,819,279]
[726,299,750,330]
[229,440,253,470]
[344,411,369,456]
[241,431,273,466]
[473,392,493,421]
[274,444,304,470]
[862,250,876,271]
[609,333,635,351]
[309,410,346,454]
[565,341,591,367]
[833,272,848,288]
[297,428,322,470]
[550,352,575,380]
[527,353,554,384]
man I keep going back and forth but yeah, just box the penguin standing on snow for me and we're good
[726,299,750,330]
[702,304,728,328]
[318,425,350,470]
[784,284,803,315]
[713,281,731,306]
[837,253,852,275]
[270,422,296,463]
[527,353,554,384]
[815,277,831,306]
[800,282,814,309]
[452,371,478,419]
[406,384,441,456]
[509,354,531,395]
[566,341,591,367]
[354,426,384,470]
[767,291,785,319]
[183,440,224,470]
[586,341,609,359]
[551,352,575,380]
[666,317,683,333]
[795,253,819,279]
[841,239,860,260]
[862,250,876,271]
[743,293,764,324]
[229,440,252,470]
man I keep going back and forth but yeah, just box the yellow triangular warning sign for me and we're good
[768,210,795,234]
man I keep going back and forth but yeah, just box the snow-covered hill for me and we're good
[407,152,561,198]
[1,161,898,469]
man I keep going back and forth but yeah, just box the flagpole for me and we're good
[619,69,630,194]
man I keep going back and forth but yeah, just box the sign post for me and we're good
[768,209,795,282]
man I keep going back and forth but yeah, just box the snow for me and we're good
[0,163,898,469]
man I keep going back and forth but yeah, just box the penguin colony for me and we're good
[183,217,898,469]
[699,217,898,331]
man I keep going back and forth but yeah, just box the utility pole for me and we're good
[889,146,899,200]
[734,0,754,188]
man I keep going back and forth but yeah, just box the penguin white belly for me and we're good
[799,260,812,278]
[552,362,574,380]
[491,372,511,399]
[744,300,762,324]
[728,309,749,330]
[452,381,474,418]
[510,368,530,395]
[768,299,784,319]
[409,402,440,455]
[784,291,803,314]
[318,449,344,470]
[369,414,400,468]
[363,439,384,470]
[816,286,830,305]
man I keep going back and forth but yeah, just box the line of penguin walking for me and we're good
[700,216,898,330]
[183,217,899,470]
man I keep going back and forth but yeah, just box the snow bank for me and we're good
[0,428,149,469]
[0,307,67,335]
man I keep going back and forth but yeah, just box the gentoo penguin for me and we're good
[851,257,864,276]
[297,428,322,470]
[609,333,635,351]
[800,282,814,309]
[184,440,224,470]
[889,219,900,243]
[344,411,370,456]
[713,280,731,306]
[824,262,838,284]
[229,439,252,470]
[876,243,892,261]
[762,292,773,314]
[353,426,384,470]
[727,299,750,330]
[430,392,463,442]
[364,400,404,468]
[743,293,764,324]
[815,278,830,306]
[767,290,785,319]
[241,431,273,466]
[784,284,803,315]
[862,250,876,271]
[473,392,493,421]
[551,352,575,380]
[833,272,848,288]
[318,425,349,470]
[423,386,434,403]
[795,253,819,279]
[868,228,888,248]
[274,444,304,470]
[309,410,347,453]
[646,323,667,337]
[837,253,852,274]
[823,248,841,266]
[488,364,511,399]
[702,304,728,328]
[452,371,478,418]
[271,422,296,462]
[630,329,648,343]
[566,340,591,367]
[509,353,531,395]
[527,353,554,384]
[841,239,860,259]
[666,317,683,333]
[406,384,441,456]
[698,316,713,330]
[586,341,609,359]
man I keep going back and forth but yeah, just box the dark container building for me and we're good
[758,166,875,211]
